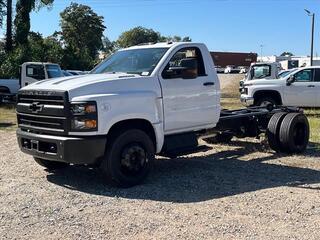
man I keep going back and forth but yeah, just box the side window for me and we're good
[294,69,313,82]
[314,69,320,82]
[26,65,45,80]
[251,65,271,79]
[162,47,206,79]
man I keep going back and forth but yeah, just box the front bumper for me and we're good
[240,96,254,107]
[17,129,107,165]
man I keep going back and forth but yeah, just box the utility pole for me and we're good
[259,44,264,62]
[305,9,315,66]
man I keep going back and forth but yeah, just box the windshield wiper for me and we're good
[126,71,142,75]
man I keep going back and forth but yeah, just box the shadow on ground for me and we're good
[46,140,320,203]
[0,122,16,129]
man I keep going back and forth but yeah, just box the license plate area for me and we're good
[21,138,58,154]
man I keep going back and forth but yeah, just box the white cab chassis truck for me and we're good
[16,43,310,187]
[0,62,63,103]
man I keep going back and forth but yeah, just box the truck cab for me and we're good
[241,66,320,107]
[20,62,64,87]
[0,62,64,103]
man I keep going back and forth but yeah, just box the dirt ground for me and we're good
[1,130,320,240]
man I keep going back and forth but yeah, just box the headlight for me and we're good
[71,103,97,114]
[70,102,98,131]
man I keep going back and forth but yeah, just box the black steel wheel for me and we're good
[100,129,155,187]
[266,112,287,152]
[256,97,277,107]
[279,113,310,154]
[33,157,69,170]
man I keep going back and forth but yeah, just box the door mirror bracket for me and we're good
[287,75,295,86]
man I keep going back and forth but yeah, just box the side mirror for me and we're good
[286,75,295,86]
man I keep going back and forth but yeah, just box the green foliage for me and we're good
[0,0,5,27]
[280,52,294,57]
[0,32,64,78]
[0,45,29,78]
[116,26,192,48]
[1,0,193,76]
[28,32,64,63]
[164,35,192,42]
[14,0,54,45]
[116,26,162,48]
[60,2,105,70]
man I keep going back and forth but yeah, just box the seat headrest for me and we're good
[180,58,198,69]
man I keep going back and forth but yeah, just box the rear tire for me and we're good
[266,112,287,152]
[100,129,155,187]
[34,157,69,170]
[279,113,309,154]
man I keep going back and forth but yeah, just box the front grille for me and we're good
[16,90,70,135]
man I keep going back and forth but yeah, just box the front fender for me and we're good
[71,92,165,152]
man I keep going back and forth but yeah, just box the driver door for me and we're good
[159,47,218,134]
[284,68,316,107]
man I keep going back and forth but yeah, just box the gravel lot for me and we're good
[1,130,320,239]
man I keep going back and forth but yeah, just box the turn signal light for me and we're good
[85,120,97,129]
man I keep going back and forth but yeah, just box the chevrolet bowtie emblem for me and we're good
[29,102,44,113]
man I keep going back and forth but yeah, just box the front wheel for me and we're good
[34,157,69,170]
[100,129,155,187]
[255,97,277,107]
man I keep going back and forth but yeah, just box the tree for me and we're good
[280,52,294,57]
[14,0,54,46]
[116,26,162,48]
[60,2,106,70]
[163,35,192,42]
[0,0,5,26]
[6,0,13,52]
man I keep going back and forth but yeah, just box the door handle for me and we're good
[203,82,215,86]
[307,85,315,88]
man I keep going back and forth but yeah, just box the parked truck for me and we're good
[16,42,310,187]
[0,62,64,103]
[240,66,320,107]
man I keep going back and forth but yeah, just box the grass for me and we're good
[0,104,17,131]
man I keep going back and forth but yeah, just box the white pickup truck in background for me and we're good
[0,62,64,103]
[15,42,310,187]
[240,66,320,107]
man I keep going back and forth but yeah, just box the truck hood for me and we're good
[21,73,140,91]
[20,73,160,100]
[244,78,285,86]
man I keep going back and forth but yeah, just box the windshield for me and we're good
[250,65,271,80]
[278,70,292,78]
[46,65,63,79]
[91,48,168,76]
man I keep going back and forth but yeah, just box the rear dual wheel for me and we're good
[279,113,310,153]
[267,112,309,154]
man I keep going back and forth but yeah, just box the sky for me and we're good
[9,0,320,56]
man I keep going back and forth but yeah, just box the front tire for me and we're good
[100,129,155,187]
[34,157,69,170]
[256,97,277,107]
